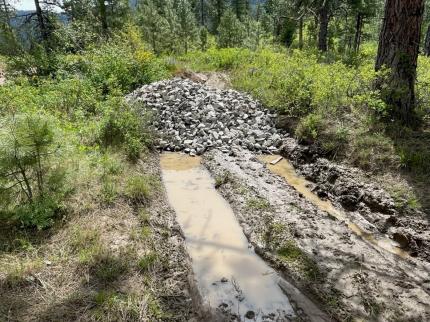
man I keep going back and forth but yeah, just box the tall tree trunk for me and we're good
[98,0,108,33]
[424,24,430,56]
[318,1,329,52]
[298,16,303,49]
[353,13,363,52]
[375,0,424,124]
[200,0,205,26]
[34,0,48,42]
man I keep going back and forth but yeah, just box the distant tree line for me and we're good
[1,0,430,123]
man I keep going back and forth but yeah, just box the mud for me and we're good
[258,155,408,258]
[160,153,297,321]
[279,138,430,261]
[204,148,430,322]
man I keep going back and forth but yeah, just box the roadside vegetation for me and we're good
[0,25,180,320]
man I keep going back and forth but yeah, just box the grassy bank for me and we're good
[0,30,195,321]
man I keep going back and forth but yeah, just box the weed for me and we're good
[2,258,43,288]
[69,228,101,252]
[141,226,152,240]
[124,175,158,204]
[138,252,158,272]
[92,291,146,321]
[277,240,320,281]
[214,171,231,188]
[246,197,271,211]
[88,248,129,283]
[138,208,151,225]
[101,176,118,204]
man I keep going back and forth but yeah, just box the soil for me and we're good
[203,147,430,322]
[278,138,430,262]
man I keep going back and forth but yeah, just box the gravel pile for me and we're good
[128,78,288,155]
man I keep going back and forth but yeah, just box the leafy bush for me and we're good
[99,98,153,160]
[58,42,169,95]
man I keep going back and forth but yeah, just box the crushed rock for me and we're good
[127,78,288,156]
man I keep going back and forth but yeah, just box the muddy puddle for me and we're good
[161,153,295,321]
[258,155,408,258]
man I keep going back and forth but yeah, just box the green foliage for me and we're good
[124,175,158,204]
[246,197,271,210]
[59,42,168,95]
[277,240,320,280]
[218,9,246,48]
[137,252,158,272]
[99,98,153,160]
[0,113,67,229]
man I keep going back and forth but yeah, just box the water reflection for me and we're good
[161,153,295,321]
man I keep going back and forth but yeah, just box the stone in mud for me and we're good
[244,310,255,319]
[393,232,409,249]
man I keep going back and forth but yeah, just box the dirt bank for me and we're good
[0,154,199,322]
[203,148,430,321]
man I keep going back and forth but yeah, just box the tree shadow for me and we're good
[386,123,430,218]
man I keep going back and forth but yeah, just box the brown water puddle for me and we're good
[258,155,408,258]
[161,153,295,321]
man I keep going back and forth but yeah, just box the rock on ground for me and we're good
[128,78,287,156]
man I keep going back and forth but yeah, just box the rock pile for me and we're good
[128,78,287,155]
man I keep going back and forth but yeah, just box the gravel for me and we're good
[127,78,288,155]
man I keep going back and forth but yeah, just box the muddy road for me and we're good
[129,76,430,321]
[201,148,430,321]
[156,149,430,321]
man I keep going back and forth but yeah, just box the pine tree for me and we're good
[138,0,169,54]
[375,0,425,123]
[0,0,19,55]
[177,0,198,53]
[199,26,209,50]
[218,8,245,47]
[210,0,226,32]
[231,0,249,21]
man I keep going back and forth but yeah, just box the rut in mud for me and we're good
[258,155,408,258]
[204,148,430,321]
[160,153,306,321]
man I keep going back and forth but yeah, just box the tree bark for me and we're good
[353,13,363,52]
[424,24,430,56]
[299,16,303,49]
[98,0,108,33]
[200,0,205,26]
[34,0,48,42]
[318,1,329,52]
[375,0,424,124]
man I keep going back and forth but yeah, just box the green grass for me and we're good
[124,175,159,204]
[246,197,271,211]
[137,252,158,272]
[277,240,320,281]
[214,171,231,188]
